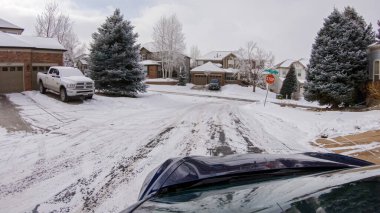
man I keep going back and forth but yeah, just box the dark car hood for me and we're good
[132,165,380,213]
[136,152,372,202]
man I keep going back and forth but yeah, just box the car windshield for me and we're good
[59,68,84,77]
[136,174,380,212]
[210,79,219,83]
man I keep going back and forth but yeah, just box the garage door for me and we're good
[0,66,24,93]
[193,74,207,85]
[209,74,223,85]
[32,66,51,90]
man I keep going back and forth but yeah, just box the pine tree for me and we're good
[304,8,375,107]
[89,9,146,97]
[280,64,298,99]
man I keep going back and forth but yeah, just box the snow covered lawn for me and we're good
[0,90,379,212]
[147,84,321,107]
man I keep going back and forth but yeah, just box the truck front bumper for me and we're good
[66,89,95,97]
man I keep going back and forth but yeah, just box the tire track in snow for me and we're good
[37,102,207,212]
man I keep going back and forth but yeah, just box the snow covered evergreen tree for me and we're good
[89,9,146,97]
[304,8,375,107]
[280,64,298,99]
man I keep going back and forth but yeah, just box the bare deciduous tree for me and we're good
[152,14,186,78]
[190,45,201,67]
[35,1,85,66]
[237,41,274,92]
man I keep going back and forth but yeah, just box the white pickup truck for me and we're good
[37,66,95,102]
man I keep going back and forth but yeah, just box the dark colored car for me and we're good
[208,79,220,90]
[122,153,380,213]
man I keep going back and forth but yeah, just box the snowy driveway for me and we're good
[1,91,379,212]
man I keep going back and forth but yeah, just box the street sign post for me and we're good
[264,74,275,107]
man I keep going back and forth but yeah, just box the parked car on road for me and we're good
[37,66,95,102]
[208,79,220,90]
[123,153,380,213]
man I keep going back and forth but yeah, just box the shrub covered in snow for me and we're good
[280,65,298,99]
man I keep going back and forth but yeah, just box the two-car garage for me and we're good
[0,31,65,94]
[190,62,226,86]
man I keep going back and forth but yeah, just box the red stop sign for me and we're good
[266,74,275,84]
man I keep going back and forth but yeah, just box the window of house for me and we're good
[17,66,23,71]
[2,67,8,72]
[10,67,16,71]
[143,66,148,76]
[375,60,380,80]
[298,71,301,77]
[33,66,38,71]
[226,74,235,81]
[142,54,147,60]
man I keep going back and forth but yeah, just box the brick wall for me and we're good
[0,49,64,91]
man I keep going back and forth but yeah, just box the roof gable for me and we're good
[191,62,225,72]
[197,51,236,61]
[274,59,307,69]
[0,18,23,30]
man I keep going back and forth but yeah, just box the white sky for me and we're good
[0,0,379,62]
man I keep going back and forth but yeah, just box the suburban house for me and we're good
[191,62,227,85]
[368,42,380,83]
[191,51,254,86]
[139,42,191,81]
[0,18,65,93]
[268,59,307,95]
[75,54,89,72]
[0,18,24,35]
[196,51,242,69]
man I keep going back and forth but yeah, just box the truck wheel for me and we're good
[86,95,93,100]
[60,88,68,102]
[39,82,46,94]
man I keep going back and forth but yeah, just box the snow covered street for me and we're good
[1,87,380,212]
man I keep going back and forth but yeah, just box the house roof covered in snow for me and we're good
[197,51,237,61]
[79,59,88,65]
[141,42,190,58]
[0,18,23,30]
[141,42,158,53]
[368,42,380,50]
[274,59,307,69]
[139,60,160,66]
[191,62,225,72]
[0,31,65,51]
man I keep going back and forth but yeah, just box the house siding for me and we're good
[368,47,380,81]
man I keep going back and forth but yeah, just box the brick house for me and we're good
[0,22,65,93]
[139,42,190,80]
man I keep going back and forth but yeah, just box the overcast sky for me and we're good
[1,0,379,62]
